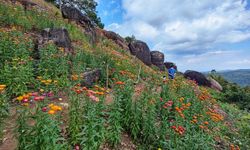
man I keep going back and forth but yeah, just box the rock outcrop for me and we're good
[61,5,96,44]
[150,51,165,71]
[184,70,211,86]
[164,62,177,70]
[39,28,72,52]
[207,77,223,92]
[128,40,152,66]
[61,5,93,28]
[102,30,129,51]
[81,69,101,87]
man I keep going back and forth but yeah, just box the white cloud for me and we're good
[106,0,250,52]
[170,50,250,72]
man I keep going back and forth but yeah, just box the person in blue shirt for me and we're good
[168,66,176,79]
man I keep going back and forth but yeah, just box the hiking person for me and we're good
[168,66,176,79]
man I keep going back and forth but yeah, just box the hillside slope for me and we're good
[0,1,249,150]
[218,69,250,87]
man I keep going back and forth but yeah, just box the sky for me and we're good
[96,0,250,72]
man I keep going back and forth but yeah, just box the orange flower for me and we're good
[51,105,62,111]
[199,125,205,129]
[115,81,125,85]
[179,97,184,102]
[95,92,105,95]
[180,113,185,118]
[230,144,235,150]
[71,74,79,81]
[191,119,198,124]
[0,84,6,88]
[186,103,191,107]
[48,110,56,115]
[204,121,209,125]
[175,107,180,111]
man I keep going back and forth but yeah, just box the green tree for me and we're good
[125,35,136,43]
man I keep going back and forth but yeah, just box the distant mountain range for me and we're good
[214,69,250,87]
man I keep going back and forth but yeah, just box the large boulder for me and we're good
[207,77,223,92]
[61,5,93,28]
[102,30,129,51]
[164,62,177,70]
[184,70,211,86]
[81,69,101,87]
[37,28,72,54]
[128,40,152,65]
[61,5,96,44]
[150,51,165,71]
[41,28,72,49]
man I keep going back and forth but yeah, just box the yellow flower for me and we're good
[37,76,42,80]
[47,79,52,83]
[48,103,54,108]
[41,80,46,83]
[17,96,23,101]
[40,89,44,92]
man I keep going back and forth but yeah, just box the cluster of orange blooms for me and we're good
[206,109,224,122]
[47,103,62,115]
[93,85,109,95]
[171,125,185,135]
[175,102,191,119]
[198,89,211,101]
[119,70,135,79]
[71,74,83,81]
[198,121,210,129]
[190,115,200,124]
[0,84,6,93]
[73,84,109,95]
[37,76,58,85]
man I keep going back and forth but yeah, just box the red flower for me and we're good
[76,89,82,94]
[163,100,173,109]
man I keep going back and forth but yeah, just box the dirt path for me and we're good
[0,107,18,150]
[100,133,136,150]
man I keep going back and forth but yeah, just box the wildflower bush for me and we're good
[0,29,35,96]
[37,43,70,92]
[17,104,67,150]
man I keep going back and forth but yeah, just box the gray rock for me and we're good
[128,40,152,65]
[151,51,165,71]
[103,30,129,50]
[81,69,101,87]
[41,28,72,49]
[61,5,93,27]
[207,77,223,92]
[184,70,211,86]
[61,5,97,45]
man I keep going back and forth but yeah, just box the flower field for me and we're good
[0,1,249,150]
